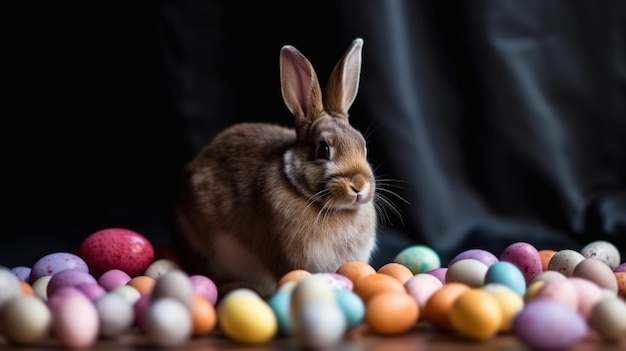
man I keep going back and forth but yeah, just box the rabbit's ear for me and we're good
[280,45,324,128]
[324,38,363,118]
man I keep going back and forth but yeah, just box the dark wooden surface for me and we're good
[2,321,624,351]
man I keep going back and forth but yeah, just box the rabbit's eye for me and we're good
[316,141,330,159]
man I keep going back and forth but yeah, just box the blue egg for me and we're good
[268,290,293,335]
[484,261,526,296]
[333,289,365,328]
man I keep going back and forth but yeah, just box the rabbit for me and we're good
[173,38,378,299]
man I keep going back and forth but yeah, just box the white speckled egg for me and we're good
[547,249,585,277]
[580,240,621,270]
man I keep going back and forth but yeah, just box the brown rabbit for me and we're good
[173,38,378,298]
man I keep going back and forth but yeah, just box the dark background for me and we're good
[2,1,625,270]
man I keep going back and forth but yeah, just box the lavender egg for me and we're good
[513,299,587,350]
[448,249,499,267]
[30,252,89,283]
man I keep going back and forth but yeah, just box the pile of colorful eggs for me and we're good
[1,227,625,350]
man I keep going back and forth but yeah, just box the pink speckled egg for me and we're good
[499,242,543,284]
[78,228,155,278]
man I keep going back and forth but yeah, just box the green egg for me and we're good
[393,245,441,274]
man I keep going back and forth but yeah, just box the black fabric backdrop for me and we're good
[1,0,625,269]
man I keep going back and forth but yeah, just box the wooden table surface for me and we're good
[2,321,625,351]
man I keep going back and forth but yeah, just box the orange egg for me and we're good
[127,275,156,296]
[377,262,414,284]
[538,249,556,271]
[19,280,35,296]
[365,291,419,335]
[336,261,376,284]
[190,294,217,336]
[352,273,406,303]
[277,269,311,289]
[616,272,626,298]
[422,282,470,331]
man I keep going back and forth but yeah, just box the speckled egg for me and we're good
[78,228,155,278]
[30,252,89,283]
[547,249,585,277]
[580,240,621,270]
[499,242,542,284]
[46,269,97,297]
[393,245,441,274]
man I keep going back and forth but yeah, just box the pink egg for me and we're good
[47,269,97,297]
[98,269,132,291]
[74,282,107,301]
[404,273,443,310]
[78,228,155,278]
[133,294,152,327]
[47,287,85,312]
[533,278,578,310]
[189,275,218,305]
[52,294,99,349]
[499,242,543,284]
[568,277,604,318]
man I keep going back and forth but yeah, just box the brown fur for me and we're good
[173,38,377,298]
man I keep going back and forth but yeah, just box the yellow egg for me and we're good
[524,280,545,302]
[483,284,524,332]
[217,289,277,344]
[450,288,502,341]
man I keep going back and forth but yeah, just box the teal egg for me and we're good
[484,261,527,296]
[268,291,292,335]
[393,245,441,274]
[333,289,365,328]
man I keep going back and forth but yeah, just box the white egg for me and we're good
[0,295,51,344]
[142,297,192,347]
[95,292,135,337]
[110,284,141,304]
[295,300,347,348]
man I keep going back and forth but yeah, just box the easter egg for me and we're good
[589,296,626,342]
[422,282,470,331]
[404,273,443,310]
[30,252,89,283]
[0,295,51,344]
[143,297,192,347]
[218,289,277,344]
[449,288,502,340]
[547,249,585,277]
[377,262,414,284]
[190,294,217,336]
[499,242,542,284]
[449,248,499,267]
[513,299,588,350]
[46,269,97,297]
[95,292,134,337]
[484,261,526,296]
[52,293,100,349]
[98,269,132,291]
[268,290,293,335]
[580,240,621,270]
[10,266,32,282]
[393,245,441,274]
[0,267,23,307]
[295,300,347,348]
[365,291,419,335]
[189,274,218,305]
[445,259,488,287]
[352,273,406,303]
[78,228,155,278]
[572,258,618,294]
[333,288,366,328]
[335,261,376,284]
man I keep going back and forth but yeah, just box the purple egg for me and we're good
[30,252,89,283]
[75,282,107,301]
[189,274,218,305]
[614,262,626,273]
[448,249,499,267]
[10,266,32,281]
[47,269,97,297]
[427,267,448,284]
[514,299,588,350]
